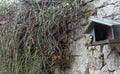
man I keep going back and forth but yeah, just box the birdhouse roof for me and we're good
[84,17,120,34]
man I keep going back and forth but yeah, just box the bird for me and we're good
[87,35,93,49]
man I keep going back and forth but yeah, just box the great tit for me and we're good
[87,35,93,49]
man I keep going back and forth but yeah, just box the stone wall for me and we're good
[63,0,120,74]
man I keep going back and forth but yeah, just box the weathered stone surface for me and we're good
[79,61,89,74]
[97,5,114,17]
[70,37,87,55]
[115,1,120,5]
[54,68,63,74]
[73,27,84,41]
[93,0,107,8]
[106,50,119,71]
[102,45,111,59]
[106,0,120,5]
[81,0,93,4]
[86,2,95,11]
[101,65,109,72]
[94,70,101,74]
[113,6,120,21]
[94,49,102,59]
[114,69,120,74]
[80,18,88,26]
[95,69,113,74]
[65,0,120,74]
[68,38,90,74]
[101,71,112,74]
[92,49,103,69]
[93,0,119,8]
[65,56,89,74]
[110,44,120,53]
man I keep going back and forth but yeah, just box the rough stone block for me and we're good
[101,66,113,74]
[93,0,119,8]
[115,1,120,5]
[113,6,120,21]
[102,45,111,59]
[114,70,120,74]
[82,1,95,12]
[93,0,107,8]
[101,65,109,72]
[65,55,89,74]
[73,27,84,41]
[94,70,101,74]
[97,5,114,17]
[106,50,119,71]
[70,38,87,55]
[107,0,120,5]
[94,49,102,59]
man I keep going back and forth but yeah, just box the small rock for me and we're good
[89,66,95,74]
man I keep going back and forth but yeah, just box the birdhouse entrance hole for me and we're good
[94,23,112,41]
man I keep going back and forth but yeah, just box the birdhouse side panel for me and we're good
[113,26,120,40]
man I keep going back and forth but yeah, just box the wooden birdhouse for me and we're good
[84,17,120,46]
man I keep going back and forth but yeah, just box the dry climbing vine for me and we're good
[0,0,93,74]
